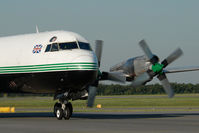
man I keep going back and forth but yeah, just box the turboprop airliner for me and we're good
[0,29,126,120]
[0,29,199,120]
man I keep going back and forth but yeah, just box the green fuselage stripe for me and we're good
[0,63,98,74]
[0,65,97,70]
[0,62,97,69]
[0,68,98,74]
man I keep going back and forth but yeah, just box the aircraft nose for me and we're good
[73,55,96,63]
[72,52,98,70]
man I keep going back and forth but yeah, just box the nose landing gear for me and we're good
[54,102,73,120]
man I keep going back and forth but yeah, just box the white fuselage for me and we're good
[0,31,98,74]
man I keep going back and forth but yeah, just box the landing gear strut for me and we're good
[54,102,73,120]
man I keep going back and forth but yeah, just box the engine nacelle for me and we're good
[110,55,152,81]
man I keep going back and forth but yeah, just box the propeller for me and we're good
[95,40,103,67]
[157,73,174,98]
[132,40,183,98]
[87,40,126,107]
[87,86,97,107]
[131,71,151,87]
[161,48,183,68]
[101,71,126,83]
[87,40,103,107]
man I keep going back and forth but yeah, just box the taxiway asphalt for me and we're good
[0,111,198,133]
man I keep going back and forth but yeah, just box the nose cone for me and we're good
[72,51,98,71]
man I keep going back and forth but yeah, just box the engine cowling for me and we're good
[110,55,152,81]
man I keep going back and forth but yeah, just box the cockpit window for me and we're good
[45,41,91,53]
[45,44,51,52]
[51,43,59,52]
[78,42,92,51]
[59,42,78,50]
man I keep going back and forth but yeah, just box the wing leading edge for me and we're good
[164,66,199,73]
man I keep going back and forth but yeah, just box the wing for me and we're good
[164,66,199,73]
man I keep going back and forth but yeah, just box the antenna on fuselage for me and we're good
[36,25,39,33]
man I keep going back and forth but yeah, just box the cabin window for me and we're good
[51,43,59,52]
[45,44,51,52]
[59,42,78,50]
[78,42,92,51]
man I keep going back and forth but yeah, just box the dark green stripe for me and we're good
[0,65,97,71]
[0,67,98,74]
[0,62,97,69]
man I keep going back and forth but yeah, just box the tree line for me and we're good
[2,83,199,97]
[97,83,199,95]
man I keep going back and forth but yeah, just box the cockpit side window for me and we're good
[51,43,59,52]
[78,42,92,51]
[59,42,78,50]
[45,44,51,52]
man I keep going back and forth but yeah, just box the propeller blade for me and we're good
[161,48,183,68]
[95,40,103,67]
[87,86,97,107]
[157,73,174,98]
[131,72,152,87]
[101,72,126,83]
[139,40,154,60]
[87,40,103,107]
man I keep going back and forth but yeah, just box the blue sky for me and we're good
[0,0,199,83]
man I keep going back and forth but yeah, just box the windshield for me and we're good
[51,43,59,51]
[59,42,78,50]
[45,41,92,52]
[78,42,92,51]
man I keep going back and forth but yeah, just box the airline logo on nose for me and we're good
[33,44,43,53]
[50,36,57,42]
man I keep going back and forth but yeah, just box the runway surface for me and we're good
[0,111,199,133]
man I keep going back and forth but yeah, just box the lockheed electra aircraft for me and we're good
[0,29,198,120]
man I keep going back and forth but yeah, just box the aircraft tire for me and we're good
[55,107,63,120]
[63,106,71,120]
[67,102,73,117]
[54,102,61,116]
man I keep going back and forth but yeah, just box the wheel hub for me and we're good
[56,110,60,118]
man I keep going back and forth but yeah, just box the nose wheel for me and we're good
[54,102,73,120]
